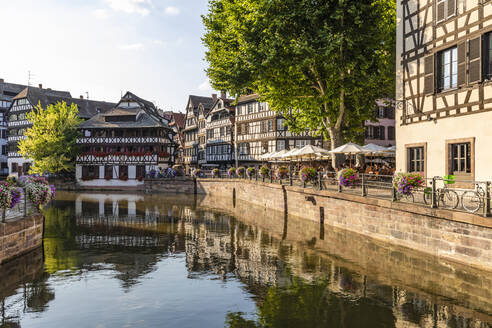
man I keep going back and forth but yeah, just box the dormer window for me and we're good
[105,115,136,122]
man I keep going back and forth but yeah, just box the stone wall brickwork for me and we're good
[197,194,492,316]
[0,214,44,264]
[190,179,492,271]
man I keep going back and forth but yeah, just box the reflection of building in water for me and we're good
[41,193,492,328]
[0,248,54,327]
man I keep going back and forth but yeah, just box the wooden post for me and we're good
[484,182,490,217]
[23,187,27,217]
[289,165,293,186]
[361,174,367,197]
[318,172,323,191]
[431,177,437,208]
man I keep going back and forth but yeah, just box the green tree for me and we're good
[18,101,83,175]
[203,0,396,166]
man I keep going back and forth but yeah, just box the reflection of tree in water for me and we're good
[43,197,186,290]
[226,277,395,328]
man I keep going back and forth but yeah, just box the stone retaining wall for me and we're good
[0,214,44,264]
[198,194,492,316]
[191,179,492,270]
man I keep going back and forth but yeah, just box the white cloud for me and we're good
[119,43,144,50]
[164,6,180,16]
[152,39,167,46]
[92,9,109,19]
[105,0,152,16]
[198,78,213,91]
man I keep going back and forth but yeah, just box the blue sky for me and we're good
[0,0,216,112]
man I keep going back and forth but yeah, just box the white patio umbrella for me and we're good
[362,143,388,167]
[269,149,289,161]
[280,148,301,160]
[381,145,396,157]
[329,142,369,167]
[362,143,387,154]
[260,151,276,161]
[292,145,331,161]
[329,142,369,154]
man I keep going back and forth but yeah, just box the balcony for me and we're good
[8,120,31,127]
[76,137,170,145]
[8,136,26,142]
[236,110,276,122]
[206,154,233,162]
[76,151,171,165]
[207,136,232,144]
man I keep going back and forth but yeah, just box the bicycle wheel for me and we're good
[422,188,432,205]
[462,191,482,213]
[440,190,459,209]
[402,193,414,203]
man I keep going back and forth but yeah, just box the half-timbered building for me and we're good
[7,85,115,176]
[182,95,214,172]
[0,79,26,176]
[396,0,492,181]
[235,94,322,165]
[76,92,176,186]
[205,96,235,168]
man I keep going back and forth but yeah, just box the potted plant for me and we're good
[119,175,128,181]
[337,168,359,187]
[237,166,246,178]
[104,175,111,181]
[277,166,288,179]
[212,168,220,178]
[228,167,236,178]
[173,165,185,177]
[393,172,424,196]
[192,169,203,178]
[260,165,270,178]
[300,167,317,183]
[246,167,256,178]
[137,176,143,182]
[25,178,55,209]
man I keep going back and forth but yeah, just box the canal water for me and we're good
[0,192,491,328]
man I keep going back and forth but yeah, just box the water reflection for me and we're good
[0,191,490,328]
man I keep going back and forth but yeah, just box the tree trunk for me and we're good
[328,127,344,169]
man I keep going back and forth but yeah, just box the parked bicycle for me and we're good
[422,176,459,209]
[461,183,486,213]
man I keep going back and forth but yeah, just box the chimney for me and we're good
[220,91,226,99]
[80,95,84,99]
[212,93,217,101]
[38,84,42,89]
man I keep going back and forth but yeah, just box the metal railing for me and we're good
[1,188,38,223]
[193,170,492,217]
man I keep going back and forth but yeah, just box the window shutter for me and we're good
[380,126,385,140]
[437,1,446,22]
[447,0,456,18]
[469,37,482,84]
[424,55,435,94]
[457,41,467,86]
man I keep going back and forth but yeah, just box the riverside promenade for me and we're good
[141,176,492,271]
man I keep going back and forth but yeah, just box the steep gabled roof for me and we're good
[0,81,27,100]
[169,112,185,130]
[237,93,260,104]
[12,86,115,119]
[188,95,214,109]
[80,92,173,130]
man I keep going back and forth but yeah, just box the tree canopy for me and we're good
[203,0,396,166]
[18,101,83,175]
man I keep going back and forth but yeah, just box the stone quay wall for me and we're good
[198,195,492,317]
[0,214,44,264]
[145,178,492,270]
